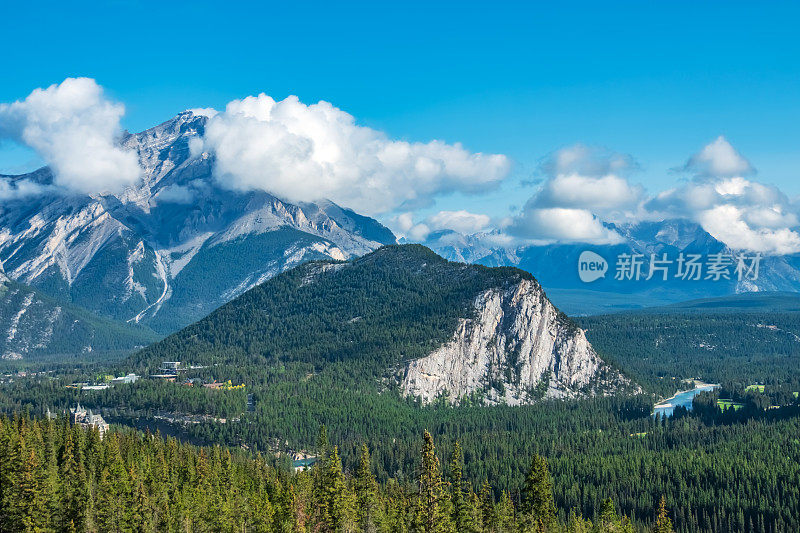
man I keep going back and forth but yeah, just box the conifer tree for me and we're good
[58,428,88,531]
[479,480,495,532]
[320,446,356,532]
[17,442,47,533]
[414,430,454,533]
[652,496,674,533]
[355,444,379,532]
[520,455,556,532]
[495,490,515,533]
[448,441,476,532]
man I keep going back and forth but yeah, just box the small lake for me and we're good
[653,384,719,418]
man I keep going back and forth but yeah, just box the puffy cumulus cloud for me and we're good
[697,205,800,255]
[196,94,510,215]
[506,145,639,244]
[678,136,754,178]
[0,78,141,195]
[508,206,624,245]
[645,175,800,254]
[533,144,644,218]
[506,140,800,253]
[539,143,638,179]
[388,210,493,242]
[644,136,800,254]
[534,173,644,215]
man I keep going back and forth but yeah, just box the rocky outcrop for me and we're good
[400,279,629,405]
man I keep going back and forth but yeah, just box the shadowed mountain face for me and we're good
[0,266,157,361]
[422,220,800,315]
[0,112,395,333]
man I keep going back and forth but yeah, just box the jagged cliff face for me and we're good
[400,278,628,405]
[0,111,395,333]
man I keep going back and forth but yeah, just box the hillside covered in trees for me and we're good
[1,246,800,532]
[0,413,670,533]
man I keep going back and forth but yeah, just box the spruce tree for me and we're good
[320,446,355,532]
[495,490,515,533]
[448,441,476,532]
[414,430,454,533]
[479,480,495,533]
[58,428,88,531]
[17,442,47,533]
[520,454,556,532]
[355,444,379,532]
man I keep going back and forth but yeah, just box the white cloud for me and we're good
[503,140,800,253]
[698,205,800,255]
[388,210,493,242]
[506,145,638,244]
[154,184,195,204]
[197,94,510,215]
[0,178,52,200]
[532,144,644,217]
[509,207,624,245]
[426,210,491,234]
[534,173,644,215]
[679,135,754,177]
[0,78,141,195]
[539,143,638,178]
[645,175,800,254]
[188,107,218,119]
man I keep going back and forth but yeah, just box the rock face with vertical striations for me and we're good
[0,263,157,360]
[400,278,630,405]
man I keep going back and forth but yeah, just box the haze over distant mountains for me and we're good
[420,219,800,314]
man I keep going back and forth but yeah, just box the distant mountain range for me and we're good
[0,112,395,334]
[422,219,800,315]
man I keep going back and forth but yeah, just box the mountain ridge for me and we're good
[130,244,633,404]
[422,219,800,314]
[0,111,396,333]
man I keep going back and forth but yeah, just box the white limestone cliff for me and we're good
[400,279,628,405]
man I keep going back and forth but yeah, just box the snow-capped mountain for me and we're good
[0,112,396,333]
[423,220,800,314]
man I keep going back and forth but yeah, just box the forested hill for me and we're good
[130,244,538,372]
[128,245,626,403]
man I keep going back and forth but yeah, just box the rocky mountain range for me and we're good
[422,220,800,315]
[0,111,395,333]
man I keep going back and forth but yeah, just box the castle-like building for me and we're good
[70,404,109,438]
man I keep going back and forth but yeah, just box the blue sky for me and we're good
[2,1,800,251]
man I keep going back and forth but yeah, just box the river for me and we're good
[653,383,719,418]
